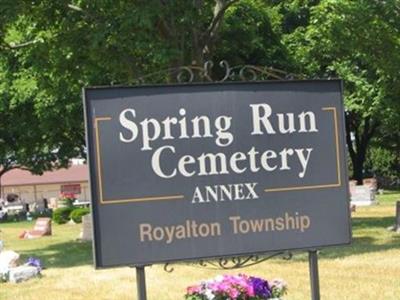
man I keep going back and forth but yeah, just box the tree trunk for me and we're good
[352,154,366,185]
[345,113,379,185]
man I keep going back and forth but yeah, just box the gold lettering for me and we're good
[140,224,153,241]
[229,216,241,234]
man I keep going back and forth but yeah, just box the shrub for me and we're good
[69,208,90,223]
[9,211,27,222]
[366,147,399,179]
[31,209,53,219]
[53,207,73,224]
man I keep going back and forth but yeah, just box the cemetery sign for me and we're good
[83,80,351,268]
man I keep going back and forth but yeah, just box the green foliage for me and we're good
[281,0,400,181]
[213,0,292,69]
[284,0,400,113]
[60,197,75,208]
[30,209,53,220]
[0,271,9,283]
[0,1,242,185]
[366,147,399,179]
[0,211,27,223]
[53,207,73,224]
[69,207,90,223]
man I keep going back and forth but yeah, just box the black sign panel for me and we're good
[83,80,351,268]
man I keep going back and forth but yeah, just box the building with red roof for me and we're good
[0,164,90,207]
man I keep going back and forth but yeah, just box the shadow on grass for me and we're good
[18,240,93,269]
[352,216,395,230]
[319,235,399,260]
[289,216,400,262]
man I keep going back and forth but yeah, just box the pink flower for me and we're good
[185,273,284,299]
[186,284,201,295]
[227,287,239,299]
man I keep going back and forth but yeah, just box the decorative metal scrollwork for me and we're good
[163,251,293,273]
[134,60,300,84]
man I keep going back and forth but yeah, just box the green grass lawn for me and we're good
[0,191,399,300]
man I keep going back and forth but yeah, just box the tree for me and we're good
[3,0,399,187]
[213,0,292,68]
[3,1,283,192]
[0,46,82,193]
[282,0,400,183]
[365,98,400,182]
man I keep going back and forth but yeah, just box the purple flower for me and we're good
[185,274,285,300]
[249,276,272,299]
[26,257,42,271]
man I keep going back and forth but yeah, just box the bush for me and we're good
[0,211,27,223]
[69,208,90,223]
[366,147,399,178]
[31,209,53,219]
[53,207,74,224]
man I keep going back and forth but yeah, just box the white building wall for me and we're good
[2,182,90,205]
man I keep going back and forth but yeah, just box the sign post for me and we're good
[135,265,147,300]
[396,201,400,231]
[308,250,320,300]
[83,80,351,298]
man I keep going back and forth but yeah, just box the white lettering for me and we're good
[119,109,138,143]
[250,104,276,135]
[151,145,176,178]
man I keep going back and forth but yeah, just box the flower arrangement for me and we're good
[0,257,42,283]
[26,257,42,271]
[185,274,287,300]
[59,192,76,208]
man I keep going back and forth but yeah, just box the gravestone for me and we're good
[80,214,93,241]
[24,218,52,239]
[0,250,19,275]
[49,197,58,209]
[9,265,40,283]
[363,178,377,191]
[350,185,376,206]
[349,180,357,187]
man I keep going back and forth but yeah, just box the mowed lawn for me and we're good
[1,191,400,300]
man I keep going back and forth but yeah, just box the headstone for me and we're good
[350,185,376,206]
[8,265,40,283]
[0,250,19,274]
[349,180,357,187]
[80,214,93,241]
[363,178,378,191]
[29,202,38,212]
[24,218,52,239]
[49,197,58,209]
